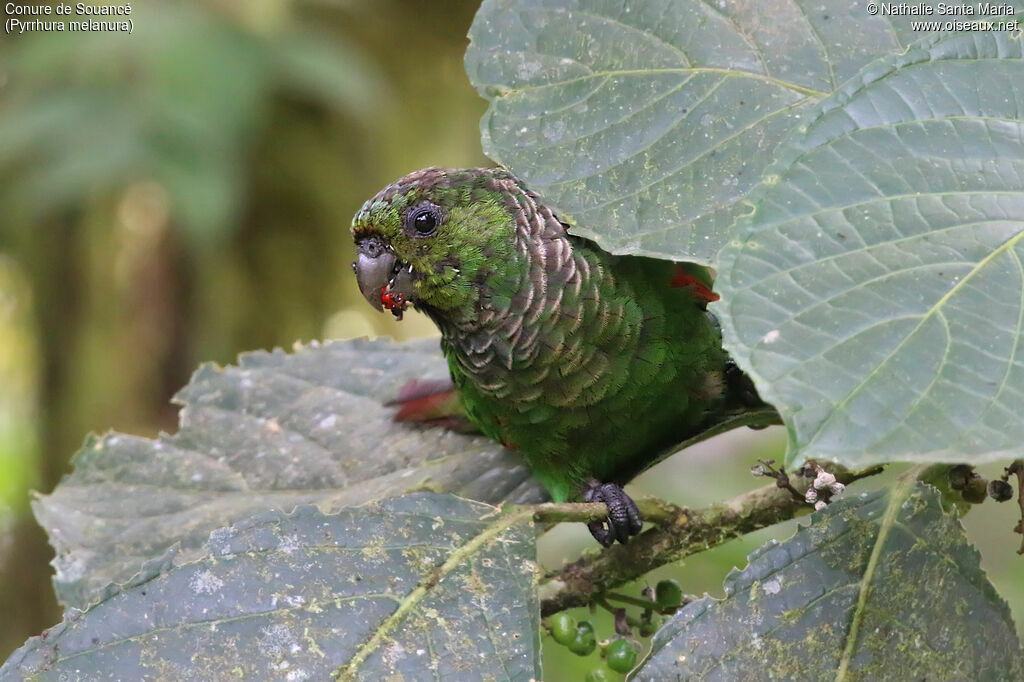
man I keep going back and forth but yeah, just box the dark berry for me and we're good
[988,479,1014,502]
[948,465,972,490]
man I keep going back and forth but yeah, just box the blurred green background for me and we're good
[0,1,1020,675]
[0,0,478,658]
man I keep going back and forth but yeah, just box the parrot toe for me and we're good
[584,482,643,547]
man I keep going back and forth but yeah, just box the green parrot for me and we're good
[351,167,762,545]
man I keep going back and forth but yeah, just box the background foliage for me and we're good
[1,0,1022,678]
[0,0,487,659]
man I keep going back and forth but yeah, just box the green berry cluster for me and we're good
[543,579,686,679]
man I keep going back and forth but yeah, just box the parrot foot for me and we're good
[584,482,643,547]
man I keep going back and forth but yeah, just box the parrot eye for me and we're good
[406,203,443,236]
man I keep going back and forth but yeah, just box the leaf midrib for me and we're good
[336,506,534,680]
[834,472,922,681]
[807,227,1024,453]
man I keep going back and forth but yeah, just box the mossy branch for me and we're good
[527,463,884,617]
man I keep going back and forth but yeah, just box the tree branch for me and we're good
[532,464,884,617]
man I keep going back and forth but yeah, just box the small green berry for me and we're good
[568,632,597,656]
[584,668,612,682]
[568,623,597,656]
[605,638,638,673]
[962,482,987,504]
[655,579,683,609]
[639,617,660,638]
[547,612,576,646]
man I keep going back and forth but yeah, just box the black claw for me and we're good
[586,519,614,547]
[585,482,643,546]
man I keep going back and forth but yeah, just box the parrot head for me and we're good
[351,167,519,321]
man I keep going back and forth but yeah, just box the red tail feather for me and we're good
[387,378,474,432]
[670,265,720,303]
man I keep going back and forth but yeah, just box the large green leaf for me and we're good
[465,0,978,262]
[3,494,540,681]
[636,481,1022,680]
[717,31,1024,467]
[34,338,543,611]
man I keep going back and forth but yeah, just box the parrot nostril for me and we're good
[358,236,387,258]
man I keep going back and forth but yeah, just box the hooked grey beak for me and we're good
[353,237,414,311]
[355,250,396,311]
